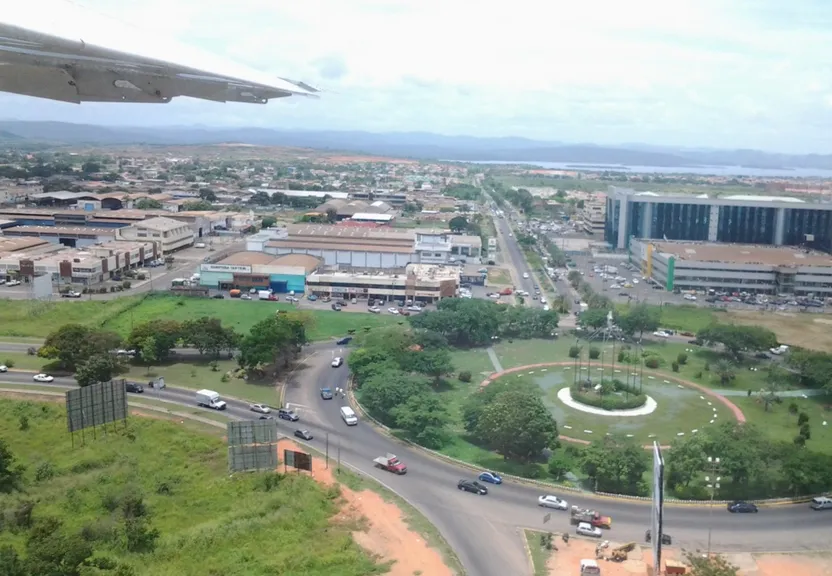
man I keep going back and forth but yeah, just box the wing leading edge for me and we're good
[0,3,319,104]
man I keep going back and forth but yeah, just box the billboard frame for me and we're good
[66,379,128,446]
[651,441,665,574]
[227,420,280,473]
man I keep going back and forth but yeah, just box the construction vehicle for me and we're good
[373,453,407,474]
[595,541,636,562]
[570,506,612,529]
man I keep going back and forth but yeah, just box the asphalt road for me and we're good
[5,349,832,576]
[494,215,542,308]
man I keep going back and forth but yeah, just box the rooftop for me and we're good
[652,241,832,268]
[2,225,117,236]
[218,251,277,266]
[133,216,190,232]
[269,253,321,272]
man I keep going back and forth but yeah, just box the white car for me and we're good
[652,331,669,338]
[576,522,602,538]
[369,306,381,314]
[407,305,421,312]
[0,365,6,372]
[241,294,253,300]
[387,307,400,315]
[6,280,20,287]
[33,374,54,383]
[538,495,569,510]
[522,272,530,279]
[249,403,271,414]
[331,357,344,368]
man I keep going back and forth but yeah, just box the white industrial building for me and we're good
[306,263,460,303]
[115,216,195,253]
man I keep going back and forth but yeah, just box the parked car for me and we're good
[369,306,381,314]
[33,373,54,383]
[727,501,758,513]
[336,337,352,345]
[387,307,399,315]
[331,303,342,311]
[576,522,602,538]
[538,495,569,510]
[477,471,502,484]
[249,403,271,414]
[294,429,313,441]
[457,479,488,495]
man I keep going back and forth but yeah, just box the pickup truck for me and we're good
[373,453,407,474]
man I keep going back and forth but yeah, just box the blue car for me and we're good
[478,471,502,485]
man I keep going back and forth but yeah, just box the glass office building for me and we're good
[606,187,832,251]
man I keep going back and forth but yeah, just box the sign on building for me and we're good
[201,264,252,273]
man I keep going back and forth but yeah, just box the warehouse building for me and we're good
[305,263,459,303]
[115,216,195,253]
[197,252,320,293]
[1,225,117,248]
[263,224,482,269]
[606,186,832,250]
[630,238,832,296]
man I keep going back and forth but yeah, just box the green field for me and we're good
[0,294,401,341]
[524,530,555,576]
[0,399,387,576]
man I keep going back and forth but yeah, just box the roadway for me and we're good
[493,211,542,308]
[4,349,830,576]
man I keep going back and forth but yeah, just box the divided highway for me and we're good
[4,352,830,576]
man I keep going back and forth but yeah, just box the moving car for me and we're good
[336,337,352,345]
[477,471,502,484]
[645,529,672,544]
[727,501,758,513]
[278,408,299,421]
[249,403,271,414]
[0,365,6,372]
[457,479,488,495]
[538,495,569,510]
[331,303,342,311]
[320,387,333,400]
[294,429,313,441]
[575,522,602,538]
[33,373,54,383]
[125,381,144,394]
[373,453,407,474]
[331,357,344,368]
[811,496,832,510]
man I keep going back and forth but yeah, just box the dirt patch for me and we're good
[275,439,453,576]
[752,553,832,576]
[727,310,832,352]
[546,538,669,575]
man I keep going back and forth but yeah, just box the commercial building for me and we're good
[305,263,460,303]
[606,186,832,250]
[630,238,832,296]
[197,252,320,293]
[262,224,482,269]
[1,225,117,248]
[115,216,195,253]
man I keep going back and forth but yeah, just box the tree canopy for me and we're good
[696,324,777,360]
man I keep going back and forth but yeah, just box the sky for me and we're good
[3,0,832,154]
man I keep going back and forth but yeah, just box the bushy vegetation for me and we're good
[570,379,647,411]
[0,401,384,576]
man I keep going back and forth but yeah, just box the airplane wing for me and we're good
[0,1,319,104]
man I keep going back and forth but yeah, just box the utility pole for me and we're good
[705,456,722,558]
[325,433,329,469]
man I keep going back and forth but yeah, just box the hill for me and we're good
[1,120,832,169]
[0,399,386,576]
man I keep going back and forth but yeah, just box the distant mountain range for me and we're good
[1,121,832,171]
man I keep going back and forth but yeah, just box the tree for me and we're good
[449,216,468,233]
[666,433,707,489]
[237,313,310,372]
[25,516,93,576]
[261,216,277,228]
[0,545,25,576]
[477,390,559,461]
[578,308,608,329]
[714,360,735,387]
[581,436,648,494]
[616,304,660,338]
[410,348,454,386]
[140,337,158,375]
[684,551,739,576]
[40,324,122,371]
[182,317,239,357]
[75,354,122,387]
[393,393,450,448]
[127,320,181,362]
[0,438,24,493]
[697,324,777,360]
[135,198,162,209]
[359,370,431,426]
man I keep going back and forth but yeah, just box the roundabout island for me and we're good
[483,362,744,447]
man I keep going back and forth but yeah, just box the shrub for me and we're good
[704,362,710,371]
[788,402,799,415]
[671,361,679,372]
[645,357,660,369]
[458,371,472,383]
[677,353,688,365]
[568,345,581,358]
[694,371,703,379]
[35,461,55,481]
[571,381,647,411]
[794,434,806,446]
[798,412,810,426]
[800,423,811,440]
[588,347,600,360]
[617,350,626,362]
[3,358,14,368]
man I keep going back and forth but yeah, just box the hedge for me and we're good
[570,383,647,411]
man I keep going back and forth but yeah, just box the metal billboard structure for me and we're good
[283,449,312,472]
[65,379,128,446]
[227,420,279,473]
[651,441,665,574]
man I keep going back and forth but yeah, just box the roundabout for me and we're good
[483,362,745,447]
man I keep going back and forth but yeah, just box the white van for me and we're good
[811,496,832,510]
[340,406,358,426]
[580,559,600,575]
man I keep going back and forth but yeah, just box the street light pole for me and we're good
[705,456,722,558]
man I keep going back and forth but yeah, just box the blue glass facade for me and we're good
[782,208,832,248]
[716,206,776,244]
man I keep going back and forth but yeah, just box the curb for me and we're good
[521,528,537,576]
[346,381,823,509]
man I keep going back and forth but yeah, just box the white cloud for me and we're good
[3,0,832,153]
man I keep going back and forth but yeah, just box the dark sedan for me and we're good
[457,479,488,495]
[125,381,144,394]
[727,501,758,513]
[294,429,313,441]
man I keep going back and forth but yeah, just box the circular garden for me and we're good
[491,363,738,445]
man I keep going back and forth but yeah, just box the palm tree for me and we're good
[715,360,735,387]
[759,364,786,412]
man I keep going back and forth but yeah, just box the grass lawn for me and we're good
[732,394,832,455]
[524,530,555,576]
[0,294,400,341]
[0,399,386,576]
[487,268,512,285]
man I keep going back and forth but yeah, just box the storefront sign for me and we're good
[201,264,251,273]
